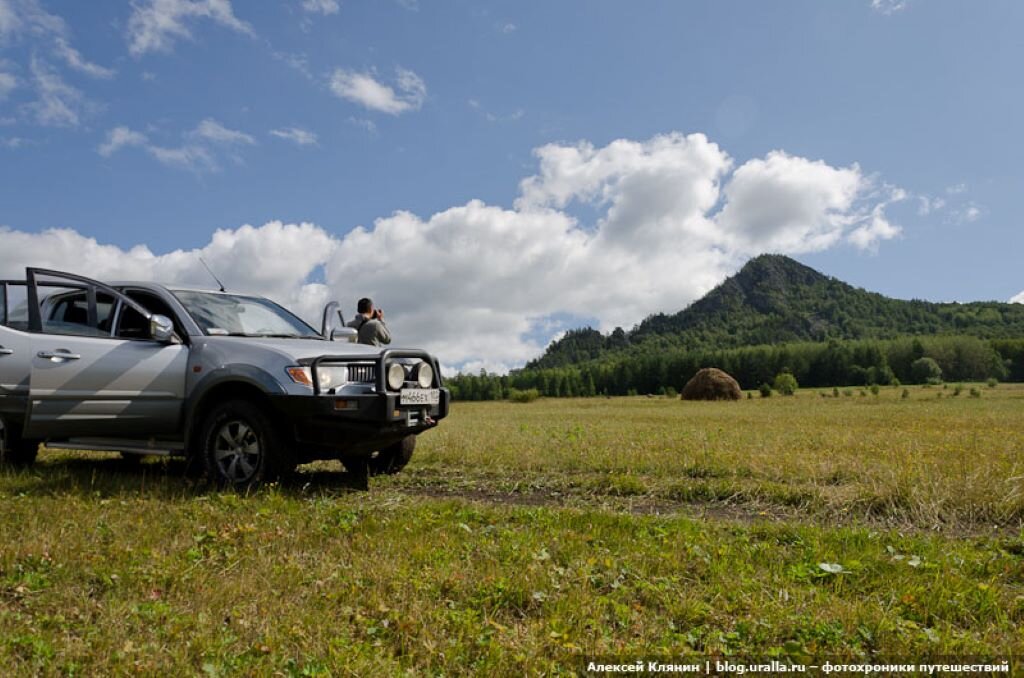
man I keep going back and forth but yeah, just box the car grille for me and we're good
[347,363,377,383]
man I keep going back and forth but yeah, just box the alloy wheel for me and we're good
[213,420,261,484]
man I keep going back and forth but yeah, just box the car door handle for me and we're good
[0,347,13,356]
[37,350,82,361]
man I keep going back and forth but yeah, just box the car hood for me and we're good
[199,336,384,362]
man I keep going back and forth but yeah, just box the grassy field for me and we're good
[1,384,1022,674]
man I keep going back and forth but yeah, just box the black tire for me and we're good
[117,452,144,466]
[181,450,206,479]
[0,436,39,468]
[368,435,416,476]
[199,399,294,488]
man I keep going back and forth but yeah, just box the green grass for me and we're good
[403,384,1024,528]
[1,384,1022,674]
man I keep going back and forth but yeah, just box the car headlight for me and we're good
[317,365,349,391]
[413,361,434,388]
[286,365,349,390]
[386,362,407,391]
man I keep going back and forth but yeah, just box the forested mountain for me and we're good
[529,254,1024,369]
[446,254,1024,400]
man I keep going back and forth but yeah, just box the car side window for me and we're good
[42,290,115,337]
[115,290,183,341]
[1,284,30,330]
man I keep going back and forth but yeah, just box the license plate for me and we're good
[400,388,440,406]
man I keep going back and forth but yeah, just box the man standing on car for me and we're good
[347,297,392,347]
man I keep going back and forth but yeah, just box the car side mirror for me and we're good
[322,301,351,340]
[331,327,358,343]
[150,314,175,342]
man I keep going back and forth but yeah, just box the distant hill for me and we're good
[528,254,1024,369]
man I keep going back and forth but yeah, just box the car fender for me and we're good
[183,365,288,443]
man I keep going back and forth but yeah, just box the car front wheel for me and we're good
[368,435,416,475]
[200,400,293,487]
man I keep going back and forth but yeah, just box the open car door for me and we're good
[0,281,33,440]
[21,269,188,440]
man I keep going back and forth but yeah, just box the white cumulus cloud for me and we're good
[0,69,15,99]
[98,118,254,172]
[54,37,114,79]
[0,222,335,321]
[301,0,339,15]
[715,151,893,253]
[0,1,113,76]
[190,117,255,145]
[916,195,945,216]
[28,56,85,127]
[0,0,63,42]
[329,66,426,115]
[0,1,112,126]
[269,126,317,146]
[126,0,254,56]
[0,1,21,40]
[945,202,984,225]
[97,125,149,156]
[7,132,903,370]
[1011,291,1024,304]
[871,0,908,14]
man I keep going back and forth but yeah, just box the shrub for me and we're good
[891,377,901,388]
[508,388,541,403]
[870,384,880,396]
[987,378,998,388]
[843,389,853,397]
[911,357,943,384]
[773,371,798,396]
[969,387,981,398]
[901,388,910,399]
[759,383,772,398]
[747,392,753,399]
[664,386,678,398]
[952,384,963,396]
[832,387,840,398]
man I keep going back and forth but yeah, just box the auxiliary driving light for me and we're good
[386,362,407,391]
[413,361,434,388]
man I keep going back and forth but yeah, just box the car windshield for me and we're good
[173,291,321,339]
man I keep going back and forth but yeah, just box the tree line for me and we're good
[446,335,1024,401]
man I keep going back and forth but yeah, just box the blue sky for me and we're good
[1,0,1022,370]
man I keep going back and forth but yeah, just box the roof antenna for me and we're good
[199,257,226,292]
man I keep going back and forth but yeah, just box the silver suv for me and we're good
[0,268,449,486]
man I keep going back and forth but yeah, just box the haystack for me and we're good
[681,368,742,401]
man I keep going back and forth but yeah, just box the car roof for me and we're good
[3,276,242,297]
[108,282,251,295]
